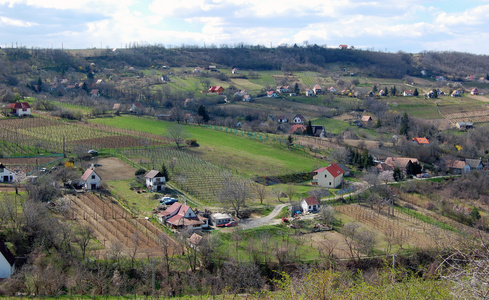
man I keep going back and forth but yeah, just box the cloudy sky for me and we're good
[1,0,488,54]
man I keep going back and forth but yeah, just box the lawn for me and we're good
[90,115,324,176]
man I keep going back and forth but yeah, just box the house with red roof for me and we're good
[403,90,414,96]
[288,124,306,135]
[267,90,278,98]
[412,137,430,145]
[5,102,31,116]
[145,170,166,192]
[157,202,208,230]
[339,44,348,50]
[81,168,101,190]
[208,86,224,94]
[305,88,315,97]
[0,239,15,279]
[312,163,344,188]
[301,197,320,213]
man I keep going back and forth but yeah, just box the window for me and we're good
[329,182,331,185]
[325,174,327,178]
[92,175,95,179]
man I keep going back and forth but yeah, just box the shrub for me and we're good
[135,168,146,176]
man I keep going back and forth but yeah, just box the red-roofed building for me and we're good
[0,239,16,278]
[312,163,344,188]
[5,102,31,116]
[339,44,348,50]
[412,137,430,145]
[81,168,101,190]
[208,86,224,94]
[288,124,306,134]
[157,202,208,230]
[301,197,320,212]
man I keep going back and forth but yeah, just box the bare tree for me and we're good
[285,184,297,204]
[166,123,190,149]
[318,205,335,225]
[254,183,268,205]
[272,186,284,203]
[218,173,251,218]
[343,222,360,260]
[75,224,95,261]
[129,232,142,268]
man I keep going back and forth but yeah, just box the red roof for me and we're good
[81,168,99,181]
[5,102,31,109]
[303,197,319,206]
[326,163,344,178]
[412,137,430,144]
[288,124,306,134]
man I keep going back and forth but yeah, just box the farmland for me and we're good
[67,193,179,258]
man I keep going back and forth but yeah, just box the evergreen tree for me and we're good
[81,82,89,93]
[413,88,419,96]
[161,163,170,181]
[376,119,382,128]
[372,85,378,93]
[400,112,409,137]
[393,167,404,181]
[198,105,210,123]
[390,86,397,96]
[486,74,489,81]
[384,87,389,96]
[431,89,438,98]
[294,83,300,94]
[305,120,313,136]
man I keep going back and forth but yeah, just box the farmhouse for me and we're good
[301,197,320,213]
[231,68,238,74]
[193,67,201,73]
[81,168,101,190]
[384,157,418,172]
[0,240,15,279]
[471,88,479,95]
[158,202,208,230]
[456,122,473,130]
[210,213,233,227]
[188,233,203,249]
[465,158,484,172]
[293,114,306,124]
[361,115,372,123]
[267,91,278,98]
[311,163,344,188]
[276,86,290,93]
[311,125,326,137]
[403,90,414,96]
[144,170,166,192]
[289,124,306,135]
[276,115,288,123]
[5,102,31,116]
[446,160,465,174]
[0,163,15,183]
[305,89,314,96]
[313,85,322,95]
[129,102,143,114]
[208,86,224,94]
[328,87,337,93]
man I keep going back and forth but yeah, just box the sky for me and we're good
[1,0,489,55]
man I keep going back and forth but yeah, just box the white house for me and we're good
[311,163,344,188]
[0,240,15,279]
[144,170,166,192]
[81,168,101,190]
[276,86,290,93]
[293,114,306,124]
[305,89,315,96]
[313,85,322,95]
[5,102,31,117]
[210,213,233,226]
[231,68,238,74]
[328,87,336,93]
[0,163,15,183]
[403,90,414,96]
[301,197,320,213]
[267,91,278,98]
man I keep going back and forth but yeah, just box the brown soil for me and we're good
[91,157,137,181]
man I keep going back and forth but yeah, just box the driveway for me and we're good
[239,203,289,230]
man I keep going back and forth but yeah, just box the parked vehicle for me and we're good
[224,221,237,227]
[160,196,178,205]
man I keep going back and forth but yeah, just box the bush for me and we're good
[135,168,146,176]
[186,139,199,147]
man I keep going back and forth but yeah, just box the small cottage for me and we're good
[0,240,15,279]
[0,163,15,183]
[145,170,166,192]
[301,197,320,213]
[81,168,101,190]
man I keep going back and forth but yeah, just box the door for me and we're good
[91,183,97,190]
[3,176,8,182]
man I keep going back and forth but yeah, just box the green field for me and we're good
[89,116,325,176]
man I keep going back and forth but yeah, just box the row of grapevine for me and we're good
[121,146,245,202]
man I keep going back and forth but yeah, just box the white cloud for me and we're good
[0,16,36,27]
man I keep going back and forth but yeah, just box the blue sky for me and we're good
[1,0,489,54]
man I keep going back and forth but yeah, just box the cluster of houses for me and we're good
[47,76,102,97]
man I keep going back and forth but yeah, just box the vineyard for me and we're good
[0,155,63,174]
[335,204,458,249]
[121,146,245,203]
[442,109,489,124]
[0,116,165,153]
[67,193,179,258]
